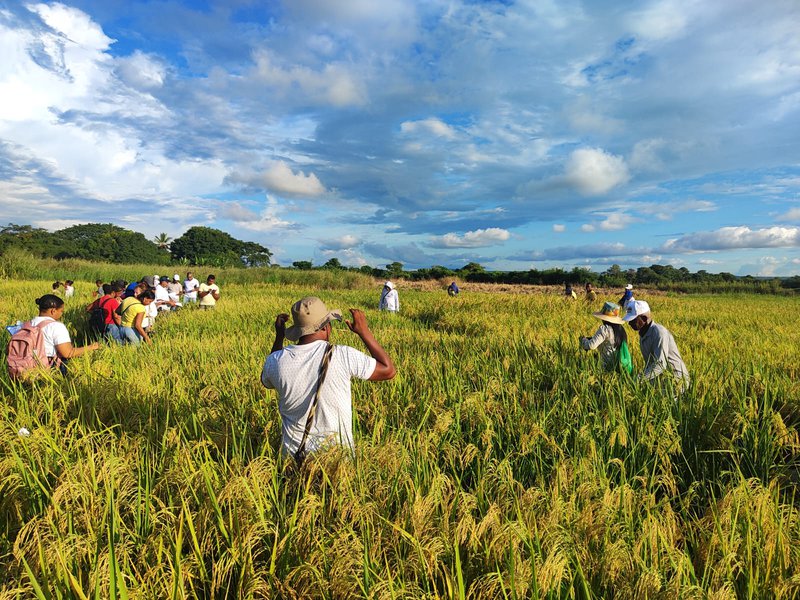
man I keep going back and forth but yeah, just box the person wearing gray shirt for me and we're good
[623,300,690,392]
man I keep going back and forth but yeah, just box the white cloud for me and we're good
[598,213,638,231]
[777,207,800,222]
[564,148,630,196]
[228,161,327,197]
[663,226,800,252]
[234,196,297,232]
[580,224,595,232]
[252,49,367,107]
[400,118,458,140]
[320,234,361,251]
[627,0,691,42]
[429,228,510,248]
[115,50,165,90]
[552,224,565,232]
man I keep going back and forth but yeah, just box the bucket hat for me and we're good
[592,301,624,324]
[284,297,343,341]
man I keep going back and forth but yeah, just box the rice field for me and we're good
[1,278,799,599]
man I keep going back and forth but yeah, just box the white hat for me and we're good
[623,300,651,322]
[625,283,633,290]
[383,281,395,289]
[173,274,180,281]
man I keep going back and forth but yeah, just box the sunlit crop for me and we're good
[1,276,799,598]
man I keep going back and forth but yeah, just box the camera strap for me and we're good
[294,342,335,466]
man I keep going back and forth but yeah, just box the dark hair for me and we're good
[65,280,74,286]
[102,283,112,294]
[52,281,61,290]
[609,323,628,350]
[207,274,216,280]
[110,282,125,293]
[36,294,64,311]
[95,279,103,285]
[138,289,156,301]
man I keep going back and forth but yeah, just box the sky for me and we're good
[0,0,799,275]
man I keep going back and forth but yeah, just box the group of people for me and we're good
[8,273,221,377]
[578,284,689,395]
[8,274,689,462]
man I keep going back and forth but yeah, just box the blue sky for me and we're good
[1,0,799,275]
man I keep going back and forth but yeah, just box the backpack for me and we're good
[89,296,113,334]
[7,320,58,380]
[617,339,633,375]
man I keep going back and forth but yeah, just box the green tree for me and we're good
[323,258,344,269]
[0,223,54,256]
[170,226,271,267]
[52,223,168,264]
[293,260,313,270]
[385,261,404,278]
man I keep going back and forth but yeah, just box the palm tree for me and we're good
[153,232,172,251]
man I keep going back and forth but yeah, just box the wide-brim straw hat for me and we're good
[593,301,624,324]
[284,296,343,341]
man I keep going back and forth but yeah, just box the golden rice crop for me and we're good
[1,277,799,598]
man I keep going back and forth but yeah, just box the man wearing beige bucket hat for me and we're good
[579,301,632,373]
[261,296,396,460]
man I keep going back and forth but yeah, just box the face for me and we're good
[628,315,645,331]
[208,277,215,285]
[187,272,192,279]
[142,298,154,306]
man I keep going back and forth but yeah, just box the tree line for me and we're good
[0,223,271,268]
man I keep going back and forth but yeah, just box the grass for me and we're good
[1,278,799,598]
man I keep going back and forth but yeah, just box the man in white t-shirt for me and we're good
[154,277,177,311]
[261,296,396,458]
[183,272,200,303]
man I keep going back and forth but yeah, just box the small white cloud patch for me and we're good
[565,148,630,196]
[430,228,510,248]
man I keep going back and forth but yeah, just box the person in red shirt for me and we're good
[87,282,124,342]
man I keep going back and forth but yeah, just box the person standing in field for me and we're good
[619,284,635,310]
[183,271,200,304]
[119,289,155,345]
[261,296,396,461]
[585,282,597,303]
[168,274,183,304]
[623,300,690,392]
[447,281,459,297]
[579,302,632,374]
[198,275,220,309]
[25,294,100,373]
[378,281,400,312]
[564,282,577,300]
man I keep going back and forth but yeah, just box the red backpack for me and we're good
[7,320,58,380]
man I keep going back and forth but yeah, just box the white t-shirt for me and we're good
[142,302,158,328]
[261,340,376,456]
[183,278,200,298]
[29,316,71,358]
[154,285,172,310]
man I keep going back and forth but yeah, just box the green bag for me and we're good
[617,340,633,375]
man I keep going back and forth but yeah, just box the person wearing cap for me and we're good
[154,276,178,311]
[378,281,400,312]
[198,275,220,309]
[623,300,690,392]
[579,302,631,373]
[619,284,635,311]
[261,297,396,458]
[168,274,183,303]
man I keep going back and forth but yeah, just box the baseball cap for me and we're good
[623,300,651,322]
[625,284,633,290]
[159,276,170,282]
[284,297,343,341]
[173,274,180,281]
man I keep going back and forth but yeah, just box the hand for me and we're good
[275,313,289,335]
[91,342,101,350]
[345,309,370,337]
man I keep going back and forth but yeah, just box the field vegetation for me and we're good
[1,270,799,598]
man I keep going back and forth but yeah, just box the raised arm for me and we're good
[271,313,289,354]
[346,309,396,381]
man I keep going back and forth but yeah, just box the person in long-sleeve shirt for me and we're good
[623,300,690,392]
[378,281,400,312]
[579,301,629,372]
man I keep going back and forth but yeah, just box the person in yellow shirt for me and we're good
[119,290,155,345]
[198,274,220,309]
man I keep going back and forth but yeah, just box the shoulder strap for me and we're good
[294,343,336,466]
[121,299,142,317]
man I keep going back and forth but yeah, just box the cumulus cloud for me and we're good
[227,161,326,197]
[553,224,566,232]
[400,118,458,140]
[662,226,800,252]
[776,207,800,222]
[429,228,511,248]
[115,50,166,90]
[232,196,298,232]
[252,49,367,107]
[564,148,630,196]
[320,234,361,251]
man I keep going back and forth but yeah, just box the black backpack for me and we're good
[89,296,113,334]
